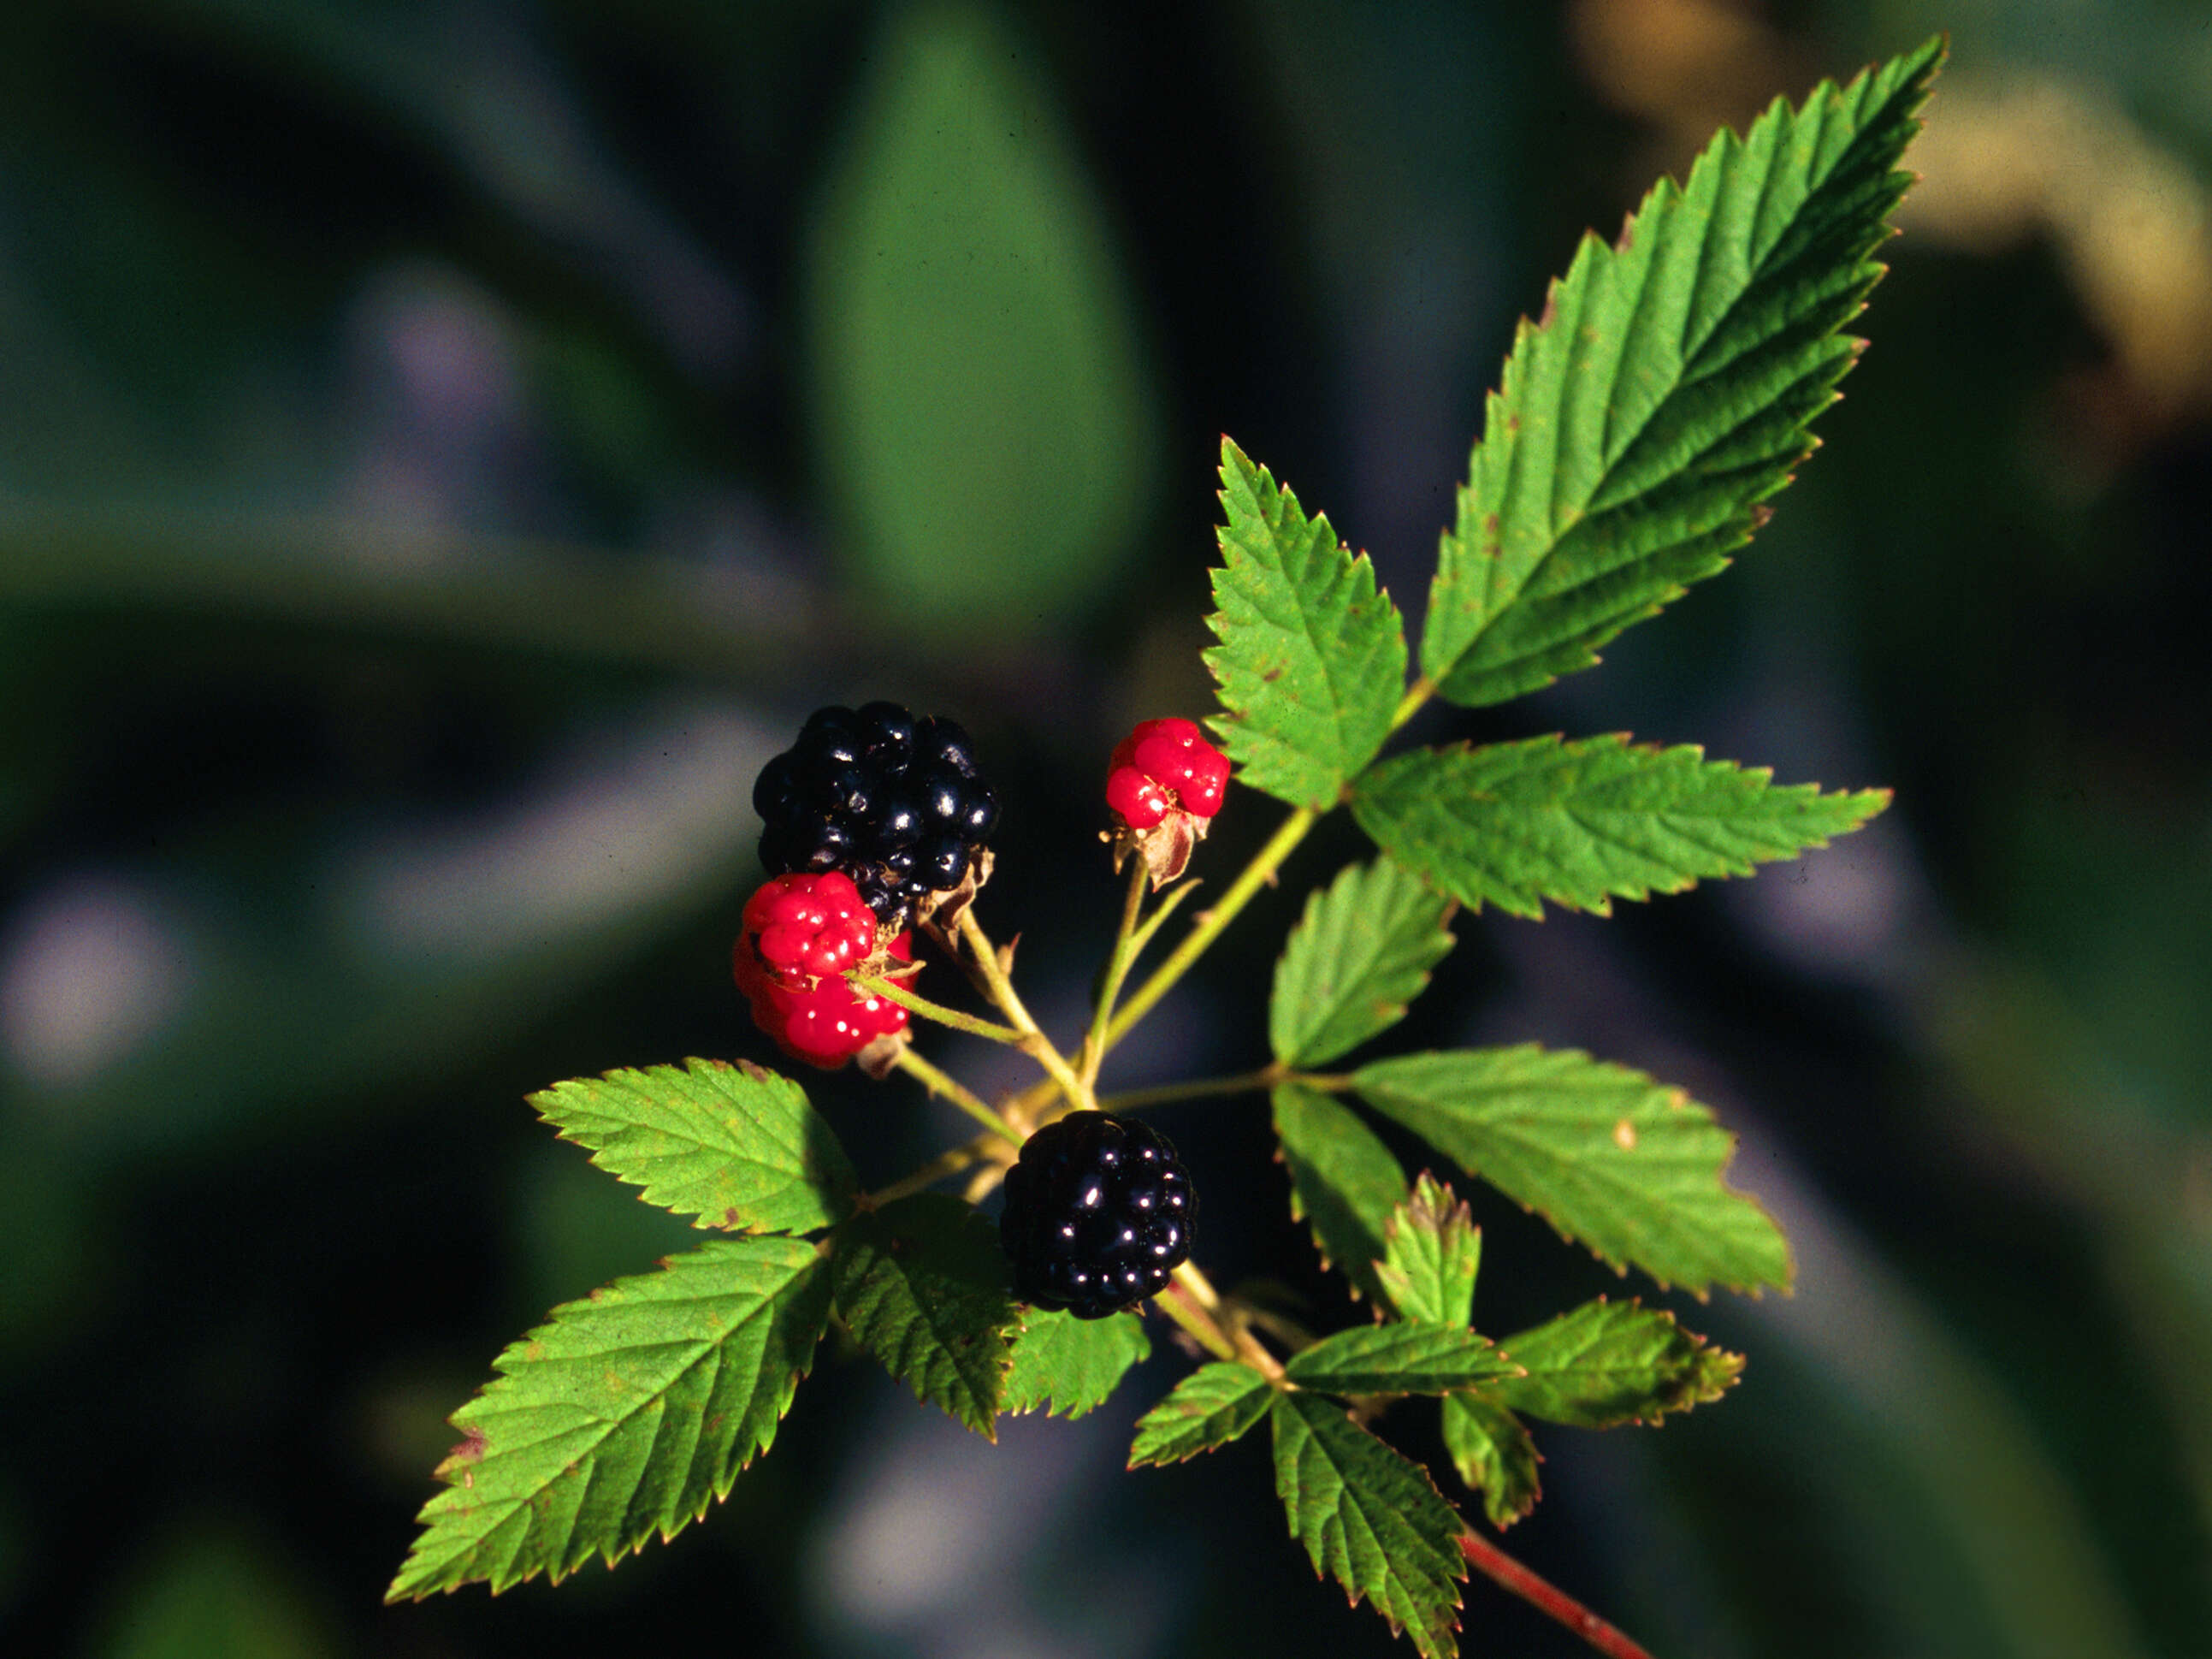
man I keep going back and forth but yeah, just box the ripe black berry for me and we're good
[999,1111,1194,1319]
[754,702,1000,927]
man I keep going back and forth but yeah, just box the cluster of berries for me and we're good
[732,704,1221,1317]
[736,702,998,1068]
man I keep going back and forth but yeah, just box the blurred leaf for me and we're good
[531,1058,856,1236]
[829,1193,1018,1437]
[1002,1306,1150,1419]
[101,1525,333,1659]
[806,0,1156,632]
[1438,1394,1541,1529]
[1270,1391,1469,1659]
[1281,1321,1515,1395]
[388,1236,830,1598]
[1485,1298,1740,1426]
[1372,1172,1481,1328]
[1128,1361,1275,1466]
[1206,439,1406,809]
[1273,1081,1409,1302]
[1351,735,1890,920]
[1419,41,1940,706]
[1270,856,1455,1069]
[1355,1046,1791,1295]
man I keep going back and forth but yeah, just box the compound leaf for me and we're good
[1128,1361,1275,1466]
[531,1058,855,1235]
[1207,438,1407,810]
[1274,1082,1409,1302]
[1487,1298,1742,1427]
[1356,1046,1790,1295]
[1003,1306,1150,1420]
[830,1193,1019,1437]
[1351,734,1888,920]
[387,1235,831,1600]
[1420,40,1942,707]
[1270,1392,1469,1659]
[1372,1172,1481,1327]
[1440,1395,1542,1529]
[1284,1321,1517,1395]
[1271,858,1456,1069]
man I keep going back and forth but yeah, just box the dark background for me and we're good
[3,2,2209,1656]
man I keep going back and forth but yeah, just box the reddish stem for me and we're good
[1458,1532,1656,1659]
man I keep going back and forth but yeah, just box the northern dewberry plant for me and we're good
[387,41,1943,1658]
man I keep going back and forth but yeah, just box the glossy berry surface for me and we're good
[735,928,911,1068]
[742,872,877,988]
[1106,717,1229,831]
[754,702,998,926]
[999,1111,1194,1318]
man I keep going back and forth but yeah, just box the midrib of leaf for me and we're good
[1422,41,1939,706]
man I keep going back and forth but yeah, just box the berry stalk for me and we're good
[1079,856,1151,1087]
[955,908,1094,1111]
[857,975,1025,1046]
[1104,804,1317,1048]
[889,1046,1023,1146]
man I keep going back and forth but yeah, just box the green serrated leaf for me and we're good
[1487,1298,1742,1427]
[1372,1172,1481,1327]
[387,1236,831,1600]
[1274,1082,1409,1301]
[1419,40,1942,707]
[1356,1046,1790,1295]
[1128,1361,1275,1466]
[530,1058,855,1235]
[1002,1306,1150,1419]
[1270,1392,1469,1659]
[1351,734,1888,920]
[1205,438,1407,809]
[1284,1321,1517,1395]
[831,1194,1019,1437]
[1440,1395,1542,1529]
[1271,858,1456,1069]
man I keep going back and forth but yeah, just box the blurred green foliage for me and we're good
[0,1,2207,1656]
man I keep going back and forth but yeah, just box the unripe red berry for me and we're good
[742,871,878,988]
[735,927,912,1069]
[1106,717,1229,829]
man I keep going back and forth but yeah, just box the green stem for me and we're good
[1097,1065,1282,1115]
[866,1142,991,1206]
[1152,1277,1240,1365]
[1124,874,1202,959]
[1104,807,1318,1050]
[1389,673,1437,733]
[890,1046,1023,1146]
[859,975,1024,1045]
[1081,858,1152,1085]
[1173,1260,1283,1379]
[956,909,1094,1111]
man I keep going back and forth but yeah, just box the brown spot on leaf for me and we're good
[441,1425,488,1478]
[724,1207,743,1230]
[1613,1119,1639,1151]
